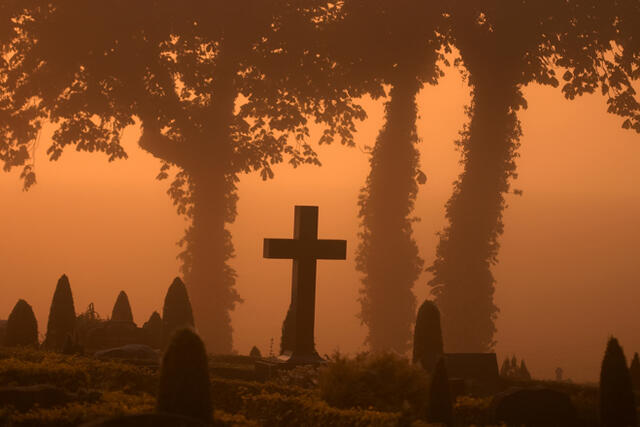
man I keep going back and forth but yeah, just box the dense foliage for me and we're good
[336,0,445,353]
[318,352,430,421]
[0,1,367,354]
[44,275,77,350]
[599,337,637,427]
[429,0,640,352]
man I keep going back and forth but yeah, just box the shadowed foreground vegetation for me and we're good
[1,347,636,426]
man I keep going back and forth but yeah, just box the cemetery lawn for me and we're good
[0,347,627,426]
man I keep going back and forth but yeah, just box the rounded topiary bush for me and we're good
[162,278,194,348]
[599,336,636,427]
[4,299,39,347]
[319,352,429,419]
[111,291,134,323]
[412,299,443,372]
[44,274,76,350]
[157,328,212,423]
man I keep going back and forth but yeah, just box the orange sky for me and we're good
[1,68,638,382]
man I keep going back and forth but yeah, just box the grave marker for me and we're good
[264,206,346,364]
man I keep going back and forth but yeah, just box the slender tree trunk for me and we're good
[429,71,522,352]
[357,71,424,353]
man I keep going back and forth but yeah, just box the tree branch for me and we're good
[137,120,189,169]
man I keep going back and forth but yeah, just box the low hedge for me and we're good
[0,349,156,393]
[241,392,404,427]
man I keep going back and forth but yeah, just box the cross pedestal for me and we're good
[263,206,346,365]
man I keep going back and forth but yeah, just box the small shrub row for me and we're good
[0,348,157,393]
[0,391,154,427]
[0,392,255,427]
[241,392,404,427]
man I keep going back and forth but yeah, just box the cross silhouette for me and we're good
[264,206,346,363]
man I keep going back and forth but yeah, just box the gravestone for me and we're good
[263,206,346,364]
[95,344,160,364]
[444,353,501,396]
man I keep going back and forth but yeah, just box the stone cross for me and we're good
[264,206,346,364]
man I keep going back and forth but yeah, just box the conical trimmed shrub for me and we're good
[520,359,531,380]
[157,328,212,423]
[249,346,262,358]
[143,311,163,349]
[162,278,194,348]
[111,291,134,323]
[412,300,443,372]
[44,274,76,350]
[427,357,453,426]
[4,299,38,347]
[630,352,640,391]
[599,337,637,427]
[280,303,295,355]
[500,357,511,378]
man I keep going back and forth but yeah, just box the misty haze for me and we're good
[1,2,639,426]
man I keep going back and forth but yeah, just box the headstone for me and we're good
[162,278,194,348]
[263,206,346,364]
[491,387,577,426]
[444,353,501,396]
[94,344,160,364]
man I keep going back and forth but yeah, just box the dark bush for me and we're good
[520,359,531,380]
[142,311,163,349]
[44,274,77,350]
[319,352,429,419]
[162,278,194,348]
[4,299,38,347]
[599,337,636,427]
[157,329,212,423]
[630,352,640,391]
[412,300,443,372]
[249,346,262,358]
[427,357,453,426]
[111,291,134,323]
[492,387,577,426]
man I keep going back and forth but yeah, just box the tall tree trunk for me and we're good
[357,71,424,353]
[180,43,241,354]
[428,70,523,352]
[182,168,239,354]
